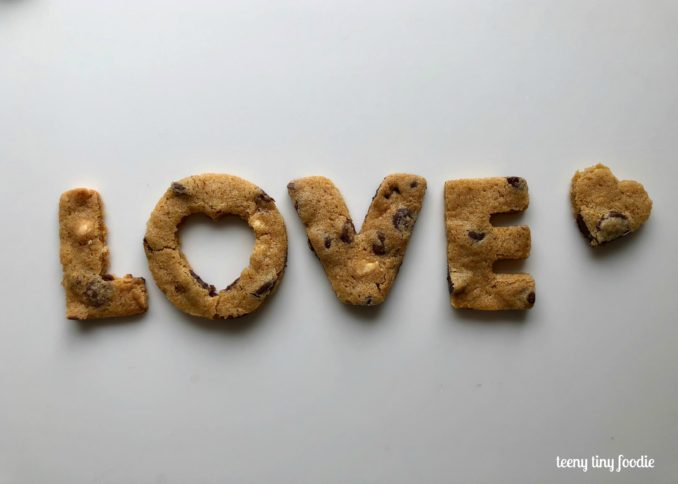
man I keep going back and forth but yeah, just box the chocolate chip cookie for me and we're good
[287,174,426,305]
[571,164,652,247]
[59,188,148,320]
[144,174,287,319]
[445,177,535,310]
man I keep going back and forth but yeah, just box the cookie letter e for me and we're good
[288,174,426,306]
[144,174,287,320]
[59,189,148,320]
[444,177,535,310]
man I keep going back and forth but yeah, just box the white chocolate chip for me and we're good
[355,261,379,277]
[76,220,94,242]
[251,219,265,231]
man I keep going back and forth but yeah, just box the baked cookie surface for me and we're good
[288,174,426,305]
[571,164,652,247]
[144,174,287,319]
[445,177,535,310]
[59,188,148,320]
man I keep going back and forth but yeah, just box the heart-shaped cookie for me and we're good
[571,164,652,247]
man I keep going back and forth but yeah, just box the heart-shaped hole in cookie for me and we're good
[179,214,255,290]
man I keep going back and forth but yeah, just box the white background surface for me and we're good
[1,1,677,483]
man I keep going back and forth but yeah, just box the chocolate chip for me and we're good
[101,274,114,281]
[506,177,526,189]
[83,283,100,305]
[83,279,112,307]
[324,236,332,249]
[171,182,188,195]
[468,231,485,241]
[527,292,536,305]
[189,269,205,286]
[595,211,631,243]
[340,219,355,243]
[446,265,454,295]
[252,279,276,297]
[392,208,414,231]
[225,277,240,291]
[213,313,241,320]
[372,232,386,255]
[410,181,418,188]
[255,190,274,207]
[384,184,401,199]
[596,211,628,230]
[307,237,318,257]
[189,269,217,297]
[576,213,593,242]
[364,296,373,305]
[174,283,186,293]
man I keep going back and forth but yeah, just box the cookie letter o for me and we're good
[444,177,535,310]
[287,174,426,306]
[144,174,288,320]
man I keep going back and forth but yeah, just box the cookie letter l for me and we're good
[287,174,426,305]
[444,177,535,310]
[59,189,148,320]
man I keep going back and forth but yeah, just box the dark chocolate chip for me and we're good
[101,274,114,281]
[576,213,593,242]
[446,265,454,295]
[307,237,318,257]
[174,283,186,293]
[340,219,355,243]
[372,231,387,255]
[468,231,485,241]
[607,211,627,219]
[410,181,418,188]
[392,208,414,231]
[384,184,401,199]
[83,279,112,307]
[189,269,217,297]
[171,182,188,195]
[595,211,628,231]
[213,313,241,320]
[506,177,525,189]
[365,296,373,305]
[595,211,631,243]
[527,292,536,305]
[255,190,274,207]
[324,236,332,249]
[252,279,276,297]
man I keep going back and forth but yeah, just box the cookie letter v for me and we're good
[287,174,426,305]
